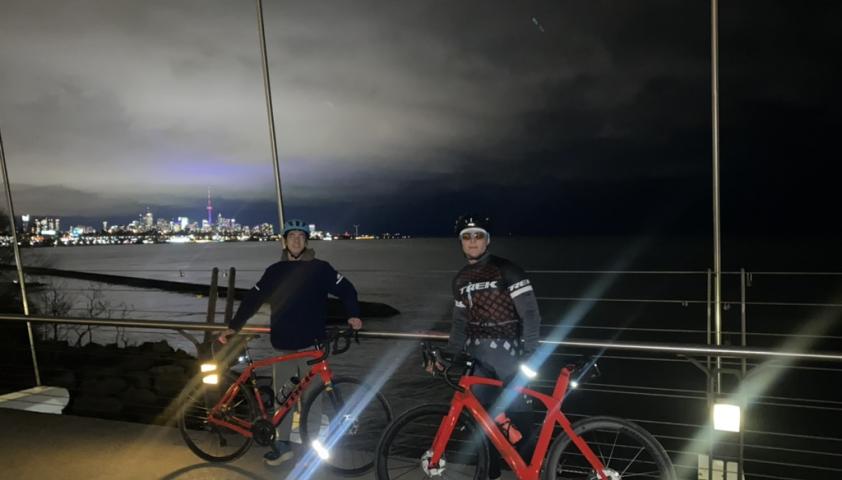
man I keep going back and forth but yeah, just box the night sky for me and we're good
[1,1,840,235]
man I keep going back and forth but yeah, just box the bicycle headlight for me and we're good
[519,363,537,379]
[312,439,330,460]
[201,363,218,385]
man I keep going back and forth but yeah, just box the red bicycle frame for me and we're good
[428,366,609,480]
[204,349,335,438]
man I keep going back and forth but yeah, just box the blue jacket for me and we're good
[228,258,360,350]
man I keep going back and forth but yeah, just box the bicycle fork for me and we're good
[427,401,463,469]
[555,413,611,480]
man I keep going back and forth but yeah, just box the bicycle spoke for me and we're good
[606,428,620,467]
[619,445,646,477]
[546,418,673,480]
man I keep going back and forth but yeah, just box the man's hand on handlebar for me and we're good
[424,358,445,375]
[217,328,237,345]
[347,317,363,330]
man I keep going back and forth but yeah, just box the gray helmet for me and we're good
[282,219,309,238]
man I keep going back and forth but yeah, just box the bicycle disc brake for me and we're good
[592,468,621,480]
[420,449,446,477]
[251,419,276,446]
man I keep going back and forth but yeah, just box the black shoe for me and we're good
[264,441,294,466]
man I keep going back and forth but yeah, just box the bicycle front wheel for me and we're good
[376,404,489,480]
[300,376,393,476]
[179,374,256,462]
[543,416,675,480]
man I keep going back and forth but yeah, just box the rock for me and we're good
[120,387,158,407]
[124,372,152,390]
[153,375,189,400]
[78,377,128,396]
[141,340,175,355]
[42,369,77,390]
[149,364,185,377]
[119,355,155,372]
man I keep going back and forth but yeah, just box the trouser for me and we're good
[272,348,322,442]
[466,338,534,477]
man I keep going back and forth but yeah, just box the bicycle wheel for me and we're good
[300,376,393,476]
[179,374,257,462]
[543,416,675,480]
[376,404,489,480]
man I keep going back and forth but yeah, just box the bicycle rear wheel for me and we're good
[376,404,488,480]
[300,376,393,476]
[179,374,256,462]
[543,416,675,480]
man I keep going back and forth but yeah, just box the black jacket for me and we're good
[229,258,360,350]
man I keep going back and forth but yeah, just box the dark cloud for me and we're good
[1,0,840,234]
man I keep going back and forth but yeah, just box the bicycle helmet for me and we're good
[454,214,491,236]
[282,218,310,238]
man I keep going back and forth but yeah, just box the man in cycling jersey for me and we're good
[445,214,542,479]
[219,218,362,466]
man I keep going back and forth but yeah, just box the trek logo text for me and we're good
[460,281,498,295]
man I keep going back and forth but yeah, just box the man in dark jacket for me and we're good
[445,214,541,479]
[219,218,361,465]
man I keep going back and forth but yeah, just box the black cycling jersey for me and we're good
[447,253,541,356]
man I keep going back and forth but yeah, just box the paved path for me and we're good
[0,409,365,480]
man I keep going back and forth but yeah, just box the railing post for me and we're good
[224,267,236,323]
[706,268,712,373]
[0,126,40,386]
[204,267,219,344]
[739,268,747,480]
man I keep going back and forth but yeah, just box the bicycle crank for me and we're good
[251,419,276,446]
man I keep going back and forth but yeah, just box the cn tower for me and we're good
[206,187,213,225]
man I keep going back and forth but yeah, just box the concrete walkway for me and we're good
[0,408,368,480]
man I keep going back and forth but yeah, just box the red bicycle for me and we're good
[179,328,392,476]
[375,343,675,480]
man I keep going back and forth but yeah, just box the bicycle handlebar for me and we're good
[306,327,360,365]
[421,342,602,392]
[209,328,360,366]
[421,341,471,392]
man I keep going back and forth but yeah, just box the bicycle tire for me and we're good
[179,374,257,462]
[543,416,675,480]
[375,404,489,480]
[300,376,393,476]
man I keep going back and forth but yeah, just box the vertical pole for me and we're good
[740,269,747,375]
[0,127,41,386]
[255,0,286,234]
[739,268,746,480]
[711,0,723,394]
[706,268,712,372]
[204,267,219,344]
[224,267,236,323]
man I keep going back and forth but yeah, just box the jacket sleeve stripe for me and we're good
[510,285,534,298]
[507,279,530,291]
